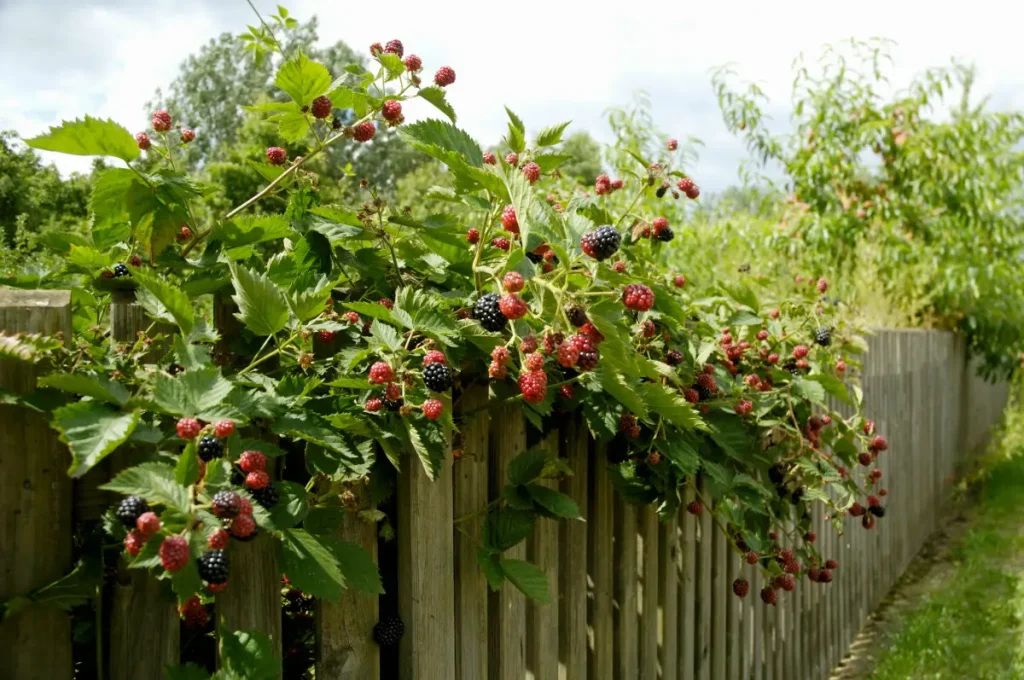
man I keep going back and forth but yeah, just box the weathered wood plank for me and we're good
[527,431,560,680]
[659,514,679,680]
[614,496,639,680]
[560,416,589,679]
[640,505,659,680]
[589,442,614,680]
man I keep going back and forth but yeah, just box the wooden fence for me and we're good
[0,291,1009,680]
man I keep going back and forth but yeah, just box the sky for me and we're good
[2,0,1023,191]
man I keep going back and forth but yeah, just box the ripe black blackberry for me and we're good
[384,398,404,412]
[116,495,149,528]
[814,328,832,346]
[654,226,675,242]
[868,505,886,518]
[473,293,507,332]
[251,482,279,509]
[197,549,229,584]
[738,263,751,273]
[113,263,130,277]
[693,383,713,401]
[655,185,668,198]
[768,463,786,486]
[212,491,242,519]
[581,226,621,261]
[167,363,184,376]
[423,362,453,392]
[565,305,588,327]
[373,615,405,647]
[197,434,224,462]
[665,349,683,366]
[790,487,805,504]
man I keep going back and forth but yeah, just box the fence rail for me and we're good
[0,291,1009,680]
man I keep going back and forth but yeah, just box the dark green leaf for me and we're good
[53,402,139,478]
[101,462,189,513]
[175,441,200,486]
[507,447,547,486]
[254,480,308,530]
[274,529,346,600]
[228,262,290,336]
[37,373,129,406]
[500,558,551,603]
[132,269,194,335]
[327,537,384,595]
[220,627,279,680]
[526,484,580,519]
[483,508,535,552]
[477,549,505,591]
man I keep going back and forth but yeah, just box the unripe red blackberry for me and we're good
[677,177,700,199]
[686,500,702,516]
[523,352,545,372]
[817,277,829,293]
[382,99,402,122]
[793,345,809,359]
[230,513,256,539]
[214,420,235,438]
[181,129,195,143]
[684,388,699,403]
[159,535,190,572]
[403,54,422,71]
[521,162,541,183]
[434,66,456,87]
[212,491,242,519]
[558,384,575,399]
[353,122,375,142]
[804,531,817,543]
[385,382,401,402]
[209,529,230,550]
[266,146,287,165]
[836,360,847,373]
[518,371,548,404]
[124,529,145,556]
[366,397,384,412]
[423,350,447,366]
[492,346,510,364]
[622,284,655,311]
[870,435,889,452]
[370,42,384,56]
[825,559,838,570]
[482,151,496,165]
[369,361,395,384]
[311,95,332,119]
[862,514,876,530]
[733,578,750,597]
[152,109,172,132]
[667,138,678,151]
[466,228,480,243]
[176,417,201,440]
[849,501,866,517]
[500,205,519,234]
[422,399,443,420]
[503,271,525,292]
[619,413,640,438]
[746,551,759,565]
[136,132,151,150]
[247,470,270,490]
[383,39,404,57]
[734,400,753,416]
[818,568,833,583]
[136,511,161,538]
[673,274,686,288]
[761,587,777,605]
[492,237,511,251]
[499,294,528,320]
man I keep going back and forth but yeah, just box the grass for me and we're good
[870,434,1024,679]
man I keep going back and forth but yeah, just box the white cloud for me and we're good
[3,0,1022,188]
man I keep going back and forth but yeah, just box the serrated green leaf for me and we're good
[727,309,762,326]
[705,412,754,461]
[661,437,701,476]
[416,87,456,123]
[477,549,505,591]
[220,628,279,680]
[508,447,547,486]
[275,529,347,600]
[505,122,526,155]
[228,261,290,336]
[253,480,308,530]
[272,412,373,478]
[327,537,384,595]
[792,377,827,405]
[638,382,703,430]
[535,121,572,147]
[25,116,139,162]
[175,441,200,486]
[173,336,211,370]
[596,364,647,418]
[2,554,102,620]
[399,119,483,165]
[89,167,138,230]
[806,374,852,405]
[500,558,550,603]
[369,320,403,352]
[214,215,293,251]
[53,402,139,478]
[101,462,189,512]
[274,52,332,106]
[405,418,447,480]
[526,484,580,519]
[483,508,535,552]
[132,269,194,335]
[533,153,572,172]
[37,373,129,406]
[152,367,234,418]
[169,558,202,601]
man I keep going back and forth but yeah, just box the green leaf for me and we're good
[101,462,189,513]
[704,412,754,461]
[417,87,456,123]
[405,418,447,480]
[152,367,234,419]
[507,447,547,486]
[477,549,505,591]
[535,121,572,147]
[89,167,138,229]
[53,402,139,478]
[37,373,129,406]
[807,374,852,405]
[214,215,293,251]
[661,438,701,476]
[1,555,102,620]
[505,106,525,132]
[327,537,384,595]
[342,301,396,325]
[596,364,647,418]
[274,53,332,106]
[169,558,203,601]
[727,309,762,326]
[792,377,827,405]
[164,663,211,680]
[25,116,139,162]
[132,269,194,335]
[500,558,551,603]
[173,336,211,370]
[275,529,347,600]
[533,153,573,172]
[220,628,279,680]
[272,412,373,478]
[526,484,580,519]
[638,382,704,430]
[369,321,403,352]
[254,480,309,530]
[399,119,483,166]
[175,441,200,486]
[228,261,290,336]
[378,53,406,79]
[505,122,526,155]
[483,508,535,552]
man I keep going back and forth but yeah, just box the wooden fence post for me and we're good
[487,402,526,679]
[560,415,589,679]
[589,441,614,680]
[106,289,181,680]
[212,293,282,655]
[454,385,490,680]
[398,406,456,679]
[527,429,560,678]
[0,290,74,680]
